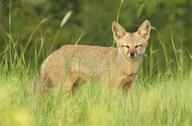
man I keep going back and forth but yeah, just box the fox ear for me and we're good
[112,21,126,40]
[137,20,151,40]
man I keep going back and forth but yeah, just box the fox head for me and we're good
[112,20,151,59]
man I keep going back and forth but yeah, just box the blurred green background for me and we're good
[0,0,192,77]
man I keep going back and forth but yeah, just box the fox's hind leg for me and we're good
[63,72,79,94]
[63,72,89,95]
[36,73,54,95]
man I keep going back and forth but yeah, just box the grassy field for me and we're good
[0,68,192,126]
[0,1,192,125]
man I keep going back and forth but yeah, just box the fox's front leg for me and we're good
[121,79,133,97]
[121,74,138,97]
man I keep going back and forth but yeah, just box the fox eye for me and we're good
[122,45,130,48]
[135,45,142,48]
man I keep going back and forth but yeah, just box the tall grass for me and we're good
[0,69,191,126]
[0,25,192,126]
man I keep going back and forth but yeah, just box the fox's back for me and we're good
[57,45,116,74]
[39,45,117,86]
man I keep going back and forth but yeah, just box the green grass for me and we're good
[0,1,192,125]
[0,69,191,126]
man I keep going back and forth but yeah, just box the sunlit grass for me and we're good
[0,70,191,126]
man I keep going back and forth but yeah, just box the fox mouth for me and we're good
[127,53,137,58]
[128,55,136,58]
[126,55,135,59]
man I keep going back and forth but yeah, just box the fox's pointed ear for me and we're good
[112,21,126,40]
[137,20,151,40]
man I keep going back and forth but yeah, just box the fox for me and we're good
[37,20,151,96]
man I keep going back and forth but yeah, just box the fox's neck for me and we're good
[115,50,143,75]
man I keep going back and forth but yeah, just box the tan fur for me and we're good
[37,20,151,96]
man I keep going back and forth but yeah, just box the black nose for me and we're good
[130,52,135,57]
